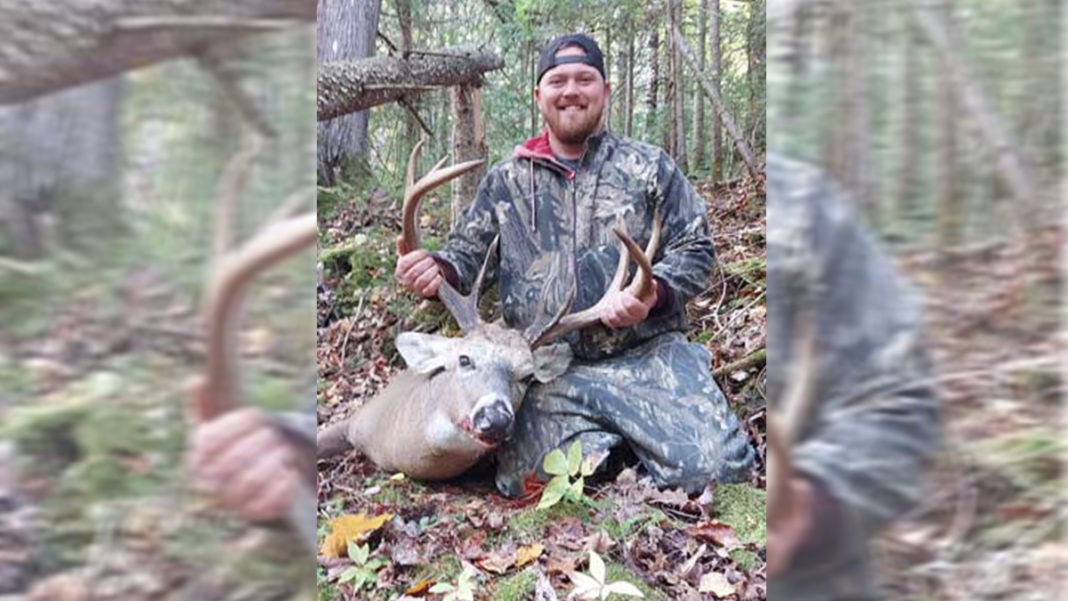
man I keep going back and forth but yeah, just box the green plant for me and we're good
[568,551,645,600]
[429,563,479,601]
[537,440,597,510]
[338,542,386,593]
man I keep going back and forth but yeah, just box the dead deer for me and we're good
[195,211,318,551]
[317,143,662,480]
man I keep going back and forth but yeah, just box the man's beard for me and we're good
[546,106,603,144]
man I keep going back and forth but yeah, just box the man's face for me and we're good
[535,46,610,145]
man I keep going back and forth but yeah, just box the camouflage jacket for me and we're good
[767,156,939,600]
[436,128,713,360]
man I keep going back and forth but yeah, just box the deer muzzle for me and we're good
[469,396,514,445]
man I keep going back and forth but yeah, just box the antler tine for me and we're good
[401,154,485,253]
[436,235,499,333]
[530,219,658,349]
[406,138,426,190]
[767,318,819,524]
[201,212,317,419]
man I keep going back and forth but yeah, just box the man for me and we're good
[395,33,754,497]
[765,156,939,599]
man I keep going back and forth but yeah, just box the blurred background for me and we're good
[0,4,316,600]
[769,0,1064,599]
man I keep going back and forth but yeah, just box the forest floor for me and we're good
[875,238,1065,601]
[315,173,770,601]
[0,247,315,600]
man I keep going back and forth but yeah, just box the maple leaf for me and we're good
[319,512,393,558]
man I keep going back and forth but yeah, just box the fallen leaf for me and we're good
[477,548,517,574]
[516,543,545,567]
[318,512,393,558]
[690,520,741,550]
[404,579,432,595]
[699,572,736,596]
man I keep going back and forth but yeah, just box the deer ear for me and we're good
[532,343,573,382]
[395,333,454,374]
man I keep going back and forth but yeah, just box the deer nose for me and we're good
[472,399,514,444]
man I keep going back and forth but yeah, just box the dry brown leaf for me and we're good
[516,543,545,567]
[404,579,432,595]
[699,571,736,596]
[318,512,393,558]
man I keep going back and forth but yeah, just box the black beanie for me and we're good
[536,33,606,84]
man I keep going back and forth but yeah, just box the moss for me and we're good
[491,569,536,601]
[605,561,665,601]
[712,484,766,545]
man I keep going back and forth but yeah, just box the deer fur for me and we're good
[317,324,572,479]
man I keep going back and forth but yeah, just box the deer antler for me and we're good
[528,209,663,349]
[401,140,488,333]
[766,317,819,525]
[198,211,318,552]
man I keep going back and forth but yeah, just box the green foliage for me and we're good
[538,440,598,509]
[430,563,480,601]
[339,542,388,593]
[491,569,537,601]
[712,484,766,545]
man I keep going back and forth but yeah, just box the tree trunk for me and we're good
[671,23,759,178]
[529,38,537,137]
[692,0,708,172]
[625,32,635,137]
[710,0,722,181]
[936,0,960,256]
[645,27,660,140]
[671,0,688,172]
[316,0,380,185]
[663,18,675,155]
[897,15,919,225]
[0,0,315,105]
[397,0,419,166]
[909,1,1046,238]
[450,84,486,224]
[317,49,505,121]
[0,79,123,258]
[604,26,613,130]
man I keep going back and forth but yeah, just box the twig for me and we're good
[713,348,766,378]
[708,289,766,343]
[116,16,296,32]
[399,97,434,137]
[197,50,278,138]
[0,256,43,276]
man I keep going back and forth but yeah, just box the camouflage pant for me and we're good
[494,332,755,497]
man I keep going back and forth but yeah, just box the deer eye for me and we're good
[458,355,474,369]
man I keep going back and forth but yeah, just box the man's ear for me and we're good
[395,333,453,374]
[534,85,541,103]
[532,343,573,382]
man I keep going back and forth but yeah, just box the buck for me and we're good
[317,144,662,480]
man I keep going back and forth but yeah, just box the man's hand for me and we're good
[600,285,658,329]
[767,477,815,576]
[187,407,299,523]
[395,236,443,298]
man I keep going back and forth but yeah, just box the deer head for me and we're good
[398,141,661,448]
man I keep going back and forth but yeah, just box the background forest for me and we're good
[769,1,1063,600]
[0,14,317,601]
[316,1,769,600]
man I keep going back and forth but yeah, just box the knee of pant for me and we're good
[494,468,525,499]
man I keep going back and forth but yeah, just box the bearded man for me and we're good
[396,33,755,497]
